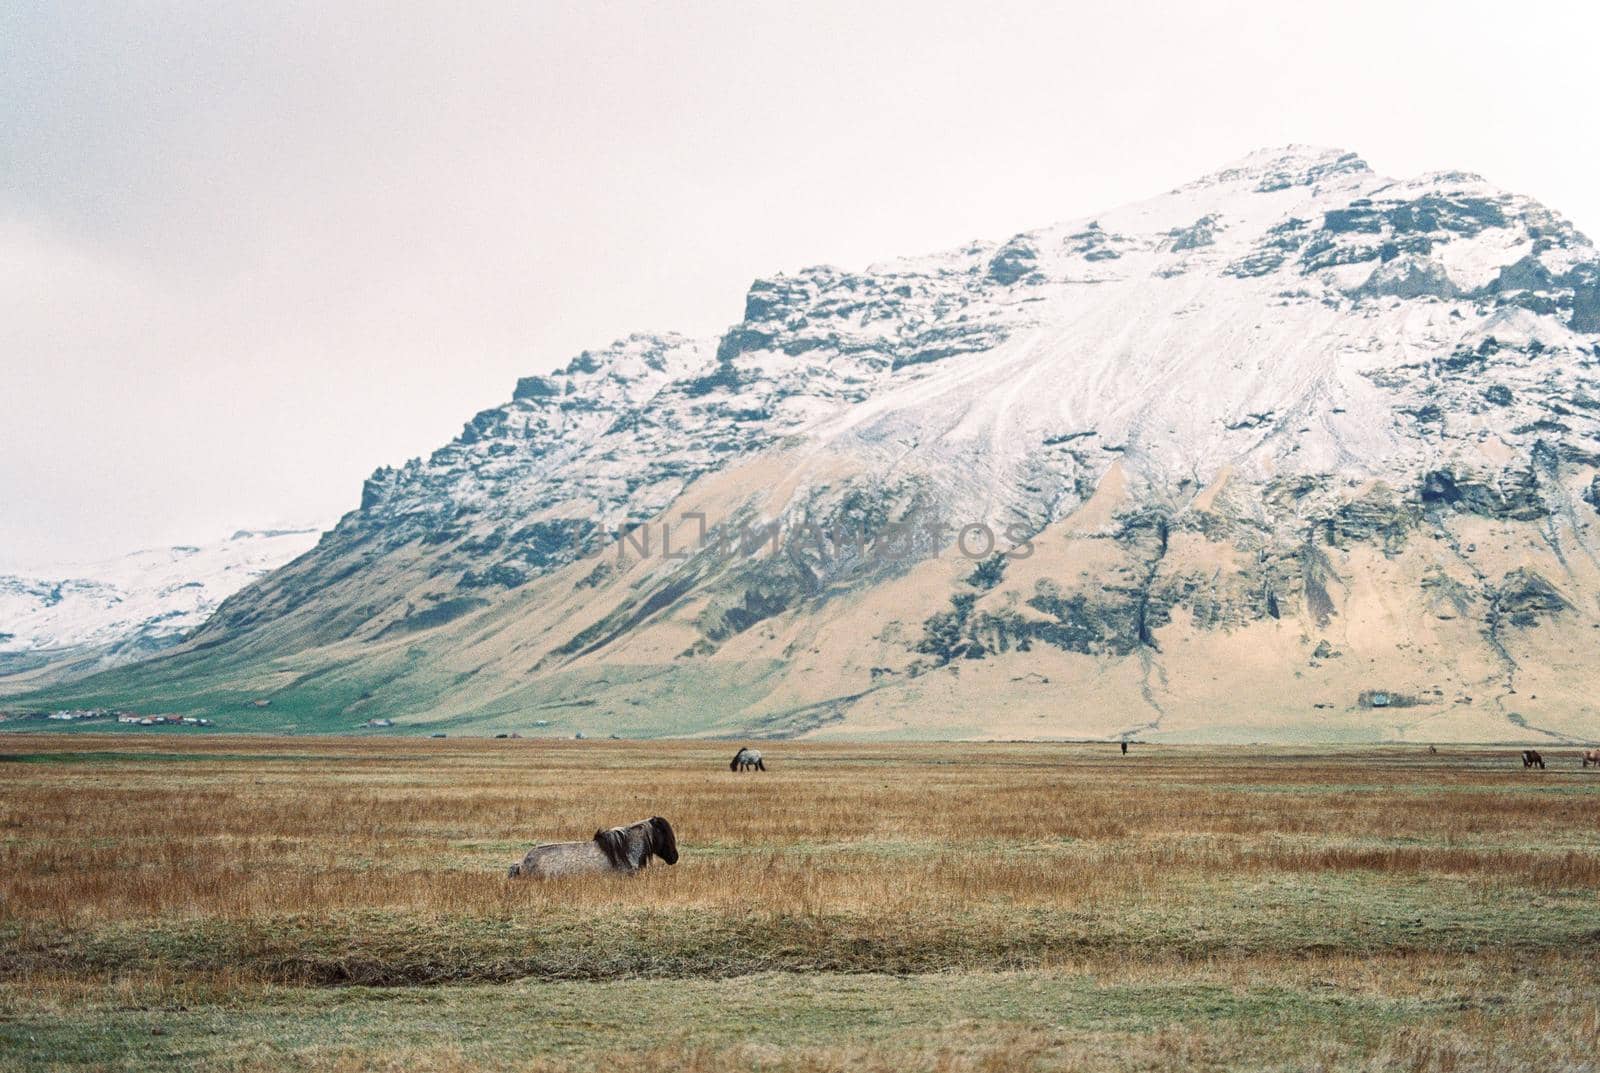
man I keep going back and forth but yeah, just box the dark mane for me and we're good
[730,748,745,772]
[593,826,630,868]
[648,816,679,864]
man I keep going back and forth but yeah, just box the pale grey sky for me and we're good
[3,0,1598,569]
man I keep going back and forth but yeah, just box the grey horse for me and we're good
[730,747,766,772]
[507,816,678,879]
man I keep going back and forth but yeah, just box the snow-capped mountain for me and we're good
[33,147,1600,741]
[0,528,320,693]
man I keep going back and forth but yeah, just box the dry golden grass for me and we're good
[2,735,1598,1070]
[4,735,1599,927]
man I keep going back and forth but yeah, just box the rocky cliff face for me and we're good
[38,147,1600,741]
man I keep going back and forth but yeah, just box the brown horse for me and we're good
[1582,749,1600,768]
[1522,749,1545,770]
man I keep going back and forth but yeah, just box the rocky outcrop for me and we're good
[1491,569,1570,627]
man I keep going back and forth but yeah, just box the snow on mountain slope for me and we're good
[26,147,1600,740]
[0,528,320,691]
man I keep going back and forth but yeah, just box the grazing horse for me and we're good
[730,747,766,772]
[1582,749,1600,768]
[1522,749,1545,770]
[507,816,678,879]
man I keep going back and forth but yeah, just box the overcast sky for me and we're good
[3,1,1598,570]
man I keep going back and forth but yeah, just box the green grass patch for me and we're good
[2,961,1592,1072]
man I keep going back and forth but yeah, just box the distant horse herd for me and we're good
[502,742,1600,879]
[1518,748,1600,768]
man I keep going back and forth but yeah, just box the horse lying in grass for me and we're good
[730,747,766,772]
[507,816,678,879]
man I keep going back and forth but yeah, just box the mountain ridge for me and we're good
[20,146,1600,741]
[0,528,321,696]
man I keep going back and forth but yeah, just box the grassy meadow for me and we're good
[1,735,1598,1070]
